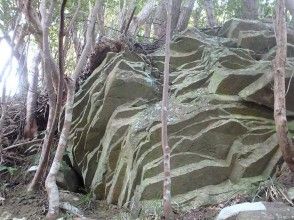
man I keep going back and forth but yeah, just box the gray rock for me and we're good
[287,187,294,201]
[216,202,266,220]
[217,202,294,220]
[67,20,294,214]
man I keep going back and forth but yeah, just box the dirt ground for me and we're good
[1,163,294,220]
[0,184,125,220]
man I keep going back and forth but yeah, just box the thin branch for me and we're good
[3,139,42,151]
[65,0,81,36]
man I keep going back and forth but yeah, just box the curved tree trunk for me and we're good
[27,0,60,192]
[273,0,294,171]
[45,0,102,218]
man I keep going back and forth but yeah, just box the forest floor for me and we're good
[0,182,126,220]
[1,157,294,219]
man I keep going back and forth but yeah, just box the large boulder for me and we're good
[68,21,294,214]
[219,19,294,56]
[218,19,272,39]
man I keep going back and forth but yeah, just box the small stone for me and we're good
[287,187,294,201]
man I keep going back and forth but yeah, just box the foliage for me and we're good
[0,165,17,176]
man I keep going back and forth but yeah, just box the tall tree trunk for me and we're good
[97,0,106,37]
[154,1,166,38]
[24,51,41,139]
[119,0,136,33]
[161,0,172,219]
[45,80,75,219]
[154,0,183,38]
[204,0,217,28]
[17,45,29,98]
[45,0,102,218]
[144,21,152,39]
[129,0,157,36]
[242,0,259,20]
[176,0,196,32]
[72,26,82,62]
[0,85,7,164]
[273,0,294,171]
[27,0,60,192]
[171,0,182,32]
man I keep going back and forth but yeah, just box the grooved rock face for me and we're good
[69,19,294,213]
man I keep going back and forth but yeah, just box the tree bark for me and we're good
[45,80,75,220]
[129,0,157,36]
[242,0,259,20]
[0,86,7,164]
[27,0,59,192]
[273,0,294,171]
[154,0,183,38]
[45,0,102,218]
[119,0,136,33]
[204,0,217,28]
[171,0,182,32]
[154,1,166,38]
[161,0,173,219]
[97,0,106,37]
[24,51,41,139]
[144,21,152,39]
[176,0,196,32]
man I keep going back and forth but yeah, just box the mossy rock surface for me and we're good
[68,20,294,214]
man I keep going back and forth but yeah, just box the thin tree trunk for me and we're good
[154,1,166,38]
[273,0,294,171]
[0,86,7,164]
[72,27,82,62]
[119,0,136,33]
[24,51,41,139]
[97,0,106,37]
[176,0,196,32]
[171,0,182,32]
[154,0,183,38]
[27,0,60,192]
[17,45,29,98]
[204,0,217,28]
[144,22,152,39]
[45,0,102,218]
[161,0,172,219]
[242,0,259,19]
[45,80,75,219]
[129,0,157,36]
